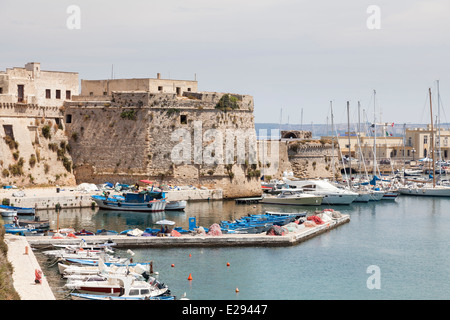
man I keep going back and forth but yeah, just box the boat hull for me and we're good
[398,187,450,197]
[319,194,357,205]
[92,197,166,212]
[260,196,323,206]
[165,200,187,211]
[0,205,35,215]
[353,193,371,203]
[381,192,399,200]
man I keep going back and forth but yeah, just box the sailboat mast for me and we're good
[437,80,442,175]
[347,101,352,187]
[331,102,335,181]
[373,90,377,175]
[429,88,436,188]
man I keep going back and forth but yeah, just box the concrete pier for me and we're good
[5,234,55,300]
[6,215,349,300]
[26,215,350,249]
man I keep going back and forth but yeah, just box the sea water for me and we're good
[35,196,450,300]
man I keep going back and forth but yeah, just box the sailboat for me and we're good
[398,87,450,196]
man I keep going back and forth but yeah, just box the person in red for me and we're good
[35,269,42,284]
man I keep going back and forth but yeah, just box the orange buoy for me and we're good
[187,273,193,281]
[189,254,191,258]
[171,264,175,267]
[235,287,239,293]
[226,262,230,267]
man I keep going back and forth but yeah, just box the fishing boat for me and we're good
[0,204,35,215]
[283,179,358,204]
[220,212,304,234]
[3,223,34,235]
[91,190,166,212]
[0,208,17,217]
[165,200,187,211]
[64,273,170,297]
[17,217,50,229]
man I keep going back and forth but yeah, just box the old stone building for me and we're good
[81,74,197,97]
[0,62,79,107]
[63,77,262,198]
[0,63,78,187]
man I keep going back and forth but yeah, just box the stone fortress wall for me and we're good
[64,89,261,198]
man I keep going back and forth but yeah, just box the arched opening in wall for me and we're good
[282,132,297,139]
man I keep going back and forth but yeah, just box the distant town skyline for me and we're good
[1,0,450,125]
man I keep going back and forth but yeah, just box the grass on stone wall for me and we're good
[0,219,21,300]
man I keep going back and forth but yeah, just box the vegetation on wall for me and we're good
[215,94,240,111]
[120,109,136,120]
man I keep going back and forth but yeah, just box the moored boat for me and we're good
[260,189,323,206]
[0,208,17,217]
[165,200,187,211]
[283,178,358,205]
[92,190,166,212]
[65,273,169,297]
[0,204,35,215]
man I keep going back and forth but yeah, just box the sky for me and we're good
[1,0,450,126]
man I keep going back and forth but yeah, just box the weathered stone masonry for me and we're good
[64,91,262,198]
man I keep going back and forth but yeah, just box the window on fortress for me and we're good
[158,86,163,92]
[56,90,61,99]
[46,89,51,99]
[66,90,71,99]
[0,87,3,94]
[180,115,187,124]
[187,88,191,92]
[66,114,72,124]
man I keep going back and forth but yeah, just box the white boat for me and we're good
[59,259,150,279]
[260,189,323,206]
[398,184,450,197]
[0,208,17,217]
[381,190,399,200]
[165,200,187,211]
[65,273,169,297]
[403,169,422,176]
[283,179,358,205]
[369,190,384,201]
[353,191,371,203]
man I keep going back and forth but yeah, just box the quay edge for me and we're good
[27,215,350,249]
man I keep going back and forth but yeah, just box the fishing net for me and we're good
[207,223,222,236]
[266,225,285,236]
[307,215,324,225]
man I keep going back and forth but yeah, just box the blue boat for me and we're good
[92,190,166,212]
[3,223,44,236]
[219,212,305,234]
[0,205,35,215]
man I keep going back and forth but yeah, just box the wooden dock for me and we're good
[26,215,350,249]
